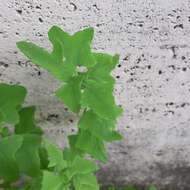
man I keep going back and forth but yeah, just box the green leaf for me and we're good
[81,53,122,120]
[25,175,43,190]
[66,156,98,179]
[48,26,95,81]
[16,41,67,81]
[56,76,83,113]
[49,33,64,64]
[0,83,27,124]
[63,148,78,163]
[41,171,63,190]
[0,135,23,182]
[39,147,49,170]
[15,106,42,135]
[81,79,122,120]
[44,139,67,170]
[71,156,98,173]
[73,173,99,190]
[88,53,119,89]
[79,110,122,142]
[17,26,95,82]
[15,134,41,177]
[76,130,107,162]
[68,135,84,157]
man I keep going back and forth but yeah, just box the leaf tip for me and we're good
[48,25,60,35]
[16,41,26,49]
[83,27,94,41]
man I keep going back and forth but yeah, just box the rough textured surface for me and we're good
[1,0,190,189]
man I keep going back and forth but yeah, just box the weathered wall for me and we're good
[1,0,190,189]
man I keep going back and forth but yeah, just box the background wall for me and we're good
[1,0,190,189]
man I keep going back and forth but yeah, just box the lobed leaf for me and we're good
[44,139,67,170]
[17,26,95,82]
[81,79,122,120]
[79,110,122,142]
[81,52,122,120]
[0,135,23,182]
[56,76,83,113]
[65,155,99,179]
[48,26,95,80]
[0,83,26,124]
[71,156,98,174]
[15,106,42,135]
[15,134,42,177]
[73,173,99,190]
[75,130,107,162]
[41,171,63,190]
[87,53,119,89]
[16,41,66,81]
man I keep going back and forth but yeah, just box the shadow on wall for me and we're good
[98,162,190,190]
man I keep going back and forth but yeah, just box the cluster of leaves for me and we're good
[0,84,42,189]
[0,26,123,189]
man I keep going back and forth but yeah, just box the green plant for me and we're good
[0,26,123,189]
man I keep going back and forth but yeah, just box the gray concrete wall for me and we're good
[1,0,190,189]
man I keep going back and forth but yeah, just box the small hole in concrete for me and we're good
[174,24,183,29]
[181,103,186,107]
[16,10,22,14]
[181,56,186,60]
[39,17,43,22]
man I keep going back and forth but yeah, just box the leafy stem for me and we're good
[0,26,123,190]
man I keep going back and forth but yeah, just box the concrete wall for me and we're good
[1,0,190,189]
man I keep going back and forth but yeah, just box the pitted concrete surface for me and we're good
[1,0,190,189]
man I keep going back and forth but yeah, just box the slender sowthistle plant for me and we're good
[0,26,123,190]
